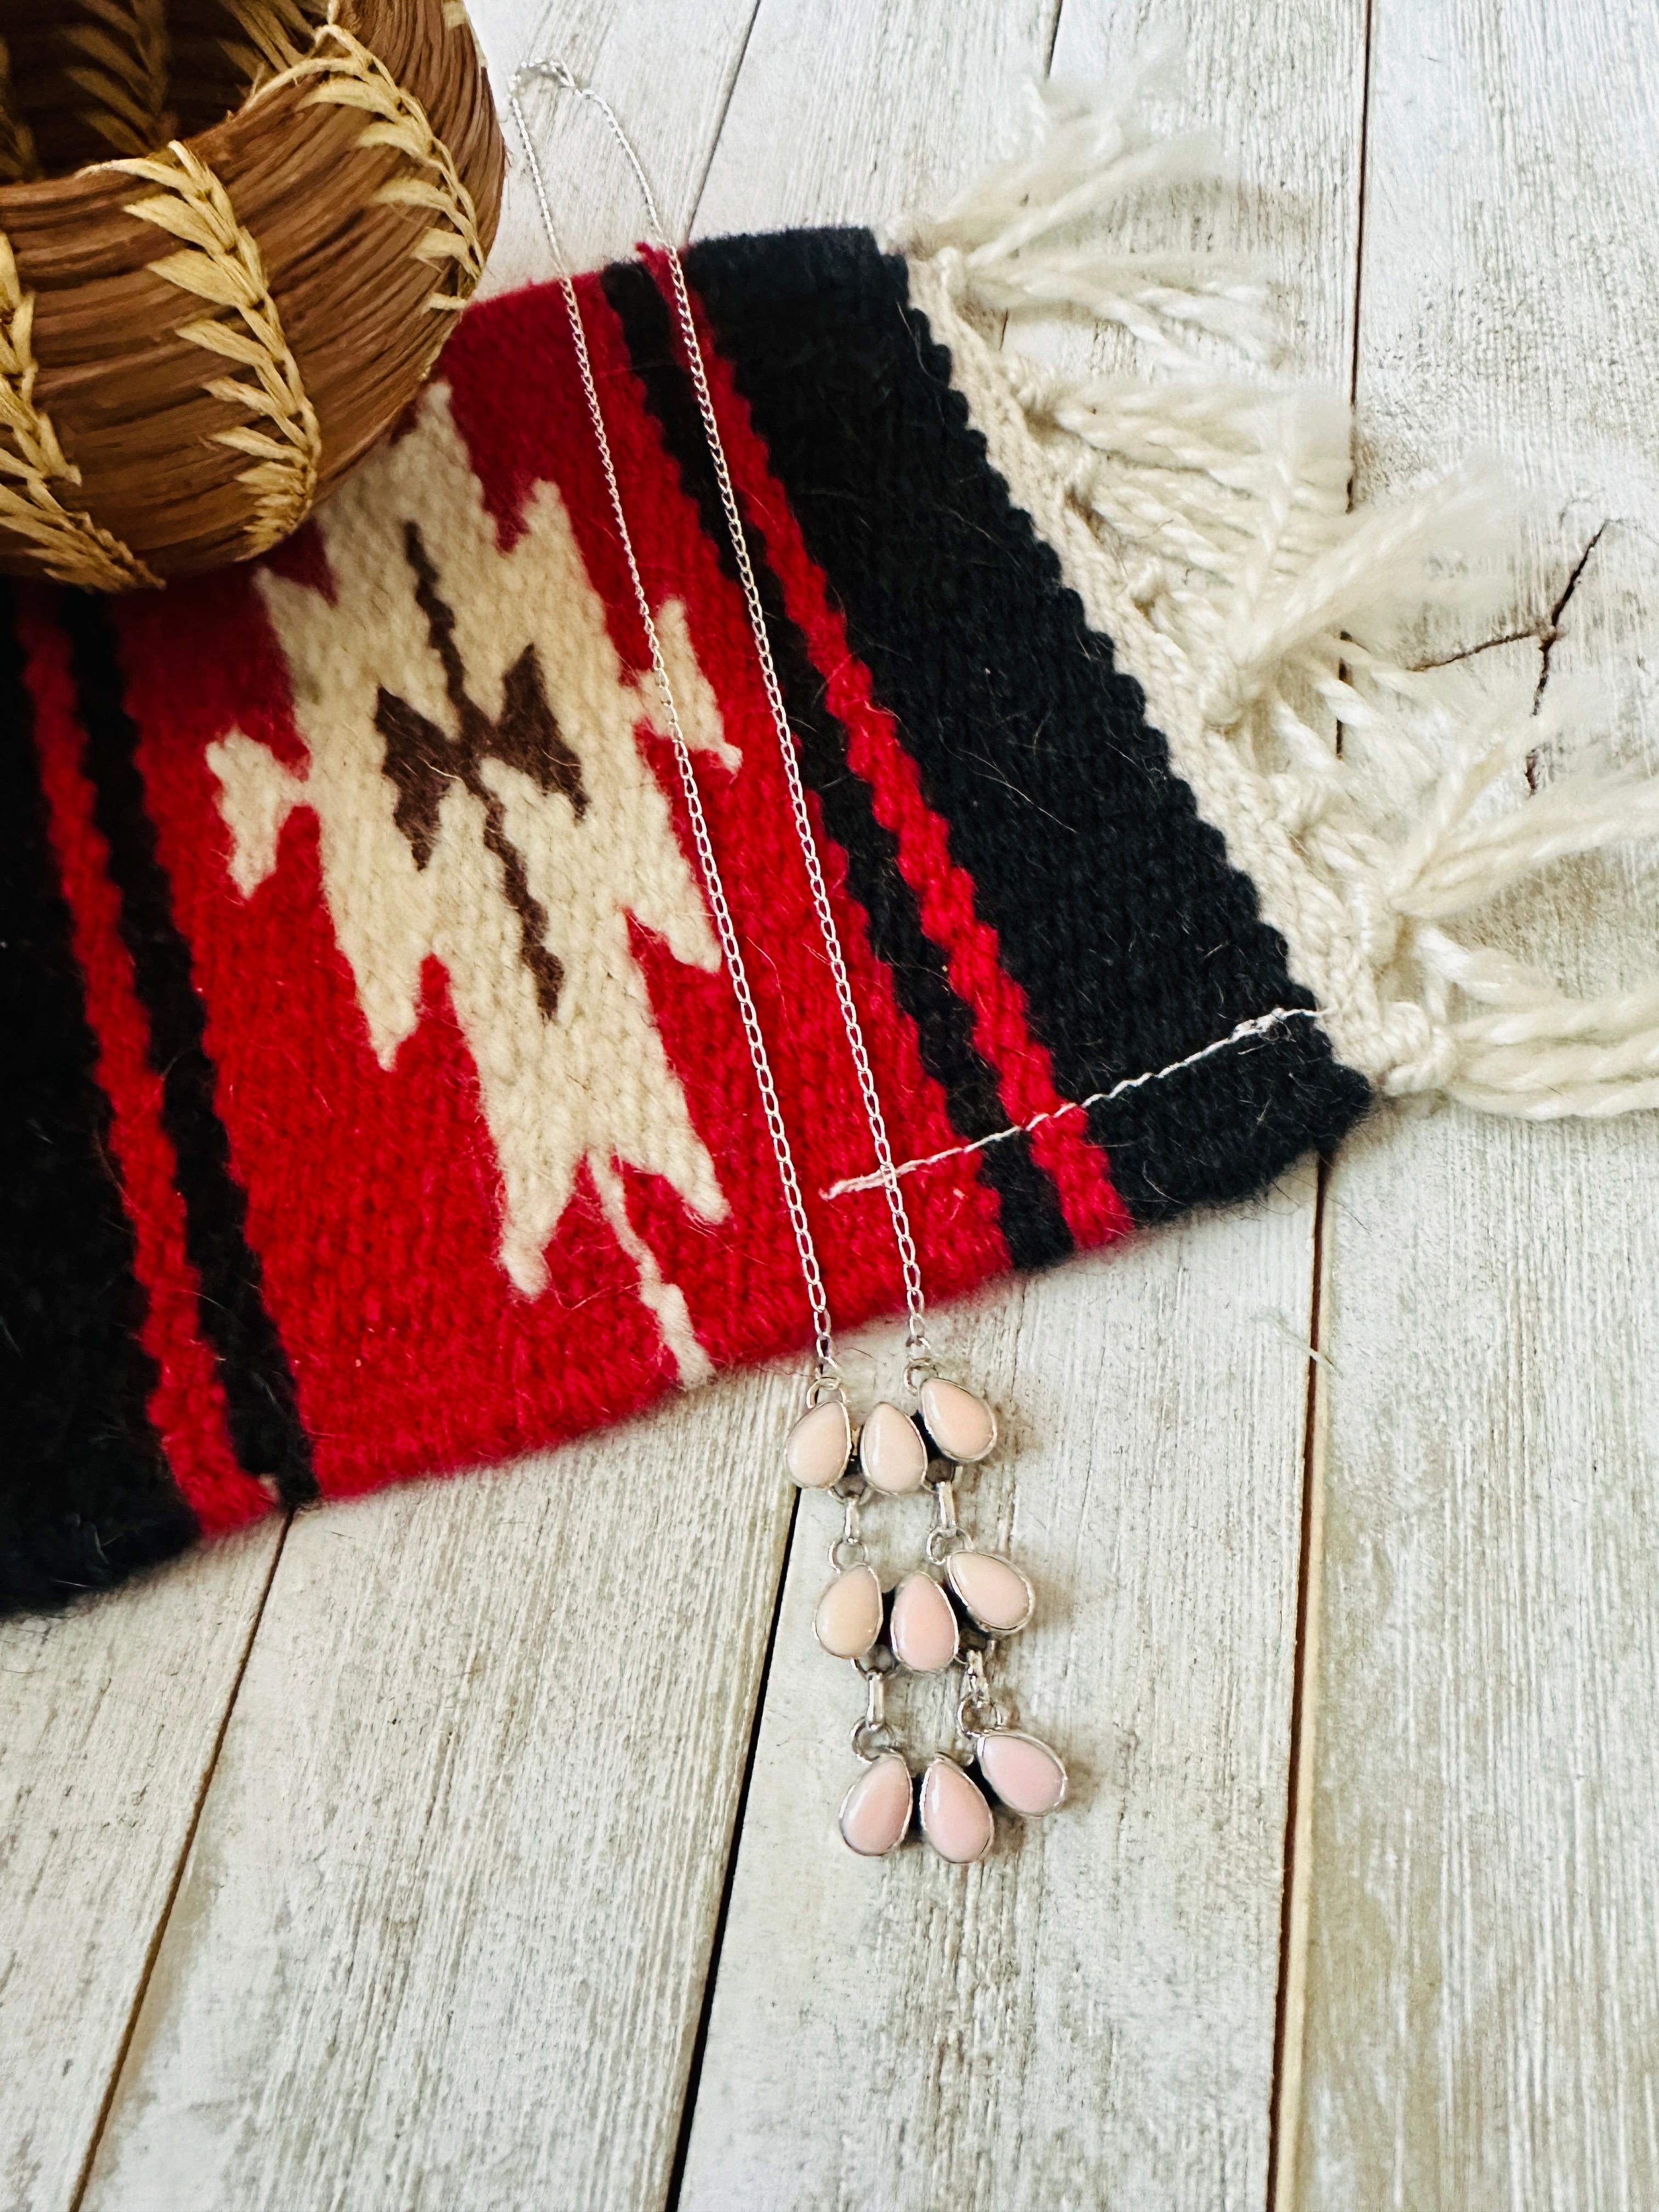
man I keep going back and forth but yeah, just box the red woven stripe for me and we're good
[114,556,679,1499]
[665,256,1135,1254]
[562,270,1015,1334]
[21,594,267,1537]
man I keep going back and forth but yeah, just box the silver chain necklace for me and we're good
[512,61,1066,1860]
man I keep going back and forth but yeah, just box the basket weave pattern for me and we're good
[0,0,503,586]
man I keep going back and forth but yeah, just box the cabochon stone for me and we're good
[978,1729,1067,1816]
[785,1398,851,1488]
[919,1756,995,1863]
[839,1751,913,1856]
[859,1401,928,1494]
[814,1564,882,1660]
[889,1571,958,1672]
[919,1377,997,1464]
[946,1549,1033,1634]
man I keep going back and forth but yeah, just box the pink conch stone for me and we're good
[889,1572,958,1672]
[814,1564,882,1659]
[859,1402,928,1494]
[839,1752,913,1856]
[978,1730,1068,1816]
[946,1549,1033,1634]
[919,1756,995,1863]
[785,1398,851,1489]
[920,1378,997,1464]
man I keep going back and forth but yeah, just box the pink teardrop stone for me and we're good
[839,1752,913,1857]
[920,1377,997,1464]
[859,1401,928,1494]
[946,1549,1033,1635]
[814,1564,882,1660]
[978,1730,1068,1816]
[919,1756,995,1863]
[784,1399,851,1488]
[889,1572,958,1672]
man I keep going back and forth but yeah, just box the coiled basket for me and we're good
[0,0,504,588]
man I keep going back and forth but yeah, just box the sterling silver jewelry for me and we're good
[512,61,1066,1861]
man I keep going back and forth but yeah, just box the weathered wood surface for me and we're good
[76,1381,800,2212]
[476,0,761,294]
[0,1526,281,2212]
[1285,3,1659,2207]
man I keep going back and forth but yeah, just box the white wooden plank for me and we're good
[78,1379,800,2212]
[0,1526,281,2212]
[678,3,1364,2204]
[1287,2,1659,2203]
[693,0,1057,240]
[469,0,761,296]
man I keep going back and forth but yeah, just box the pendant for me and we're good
[784,1396,852,1488]
[918,1755,995,1863]
[889,1570,958,1672]
[786,1370,1065,1862]
[859,1401,928,1493]
[839,1750,912,1857]
[945,1549,1034,1636]
[976,1728,1068,1817]
[814,1562,882,1660]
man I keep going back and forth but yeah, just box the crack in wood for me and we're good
[1407,523,1608,686]
[1533,521,1608,709]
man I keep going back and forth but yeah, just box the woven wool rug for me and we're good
[6,89,1655,1610]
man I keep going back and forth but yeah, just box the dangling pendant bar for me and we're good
[840,1662,911,1857]
[512,63,1066,1865]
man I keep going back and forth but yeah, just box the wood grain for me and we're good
[470,0,760,297]
[676,9,1364,2204]
[78,1380,799,2212]
[694,0,1057,239]
[1286,3,1659,2203]
[0,1526,281,2212]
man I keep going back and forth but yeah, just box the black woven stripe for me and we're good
[683,228,1372,1222]
[0,584,198,1611]
[62,591,318,1505]
[602,258,1074,1272]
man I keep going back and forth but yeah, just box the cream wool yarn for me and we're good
[895,67,1659,1118]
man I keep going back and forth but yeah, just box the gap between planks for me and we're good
[661,1489,799,2211]
[1267,1156,1334,2212]
[1269,0,1375,2183]
[682,0,764,233]
[63,1515,294,2212]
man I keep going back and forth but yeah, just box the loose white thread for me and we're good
[822,1008,1317,1198]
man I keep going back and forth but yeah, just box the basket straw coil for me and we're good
[0,0,504,586]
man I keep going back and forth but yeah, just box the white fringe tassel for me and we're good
[890,70,1659,1120]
